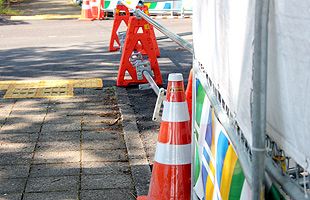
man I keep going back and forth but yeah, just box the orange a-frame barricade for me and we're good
[116,16,163,87]
[135,5,160,57]
[109,5,130,52]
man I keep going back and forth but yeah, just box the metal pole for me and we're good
[191,67,196,200]
[251,0,269,199]
[142,71,160,95]
[134,9,194,54]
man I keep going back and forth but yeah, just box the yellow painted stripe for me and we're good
[205,162,215,200]
[220,145,238,200]
[0,78,103,90]
[11,15,81,20]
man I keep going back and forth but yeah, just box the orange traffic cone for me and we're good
[185,69,193,117]
[138,73,191,200]
[90,0,104,20]
[90,0,98,19]
[79,0,93,20]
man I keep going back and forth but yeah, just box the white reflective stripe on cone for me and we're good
[162,101,190,122]
[154,142,191,165]
[82,5,91,9]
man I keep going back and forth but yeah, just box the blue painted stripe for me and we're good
[201,164,208,196]
[163,3,171,9]
[203,148,210,164]
[205,110,212,147]
[216,131,229,186]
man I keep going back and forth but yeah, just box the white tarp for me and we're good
[192,0,255,145]
[267,0,310,172]
[193,0,310,172]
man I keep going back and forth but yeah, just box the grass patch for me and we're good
[0,0,23,15]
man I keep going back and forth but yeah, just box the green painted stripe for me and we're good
[149,2,157,9]
[194,141,201,183]
[266,184,285,200]
[228,160,245,200]
[195,81,206,127]
[104,1,111,9]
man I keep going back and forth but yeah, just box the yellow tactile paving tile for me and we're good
[0,78,103,89]
[4,85,74,99]
[71,78,103,88]
[0,78,102,99]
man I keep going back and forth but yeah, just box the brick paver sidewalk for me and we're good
[0,87,135,200]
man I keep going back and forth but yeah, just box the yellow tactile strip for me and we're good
[0,78,102,99]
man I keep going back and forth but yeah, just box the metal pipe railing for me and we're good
[134,9,194,54]
[142,70,160,95]
[265,157,309,200]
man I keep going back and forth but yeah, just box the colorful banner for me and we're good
[193,79,251,200]
[193,79,285,199]
[103,0,183,14]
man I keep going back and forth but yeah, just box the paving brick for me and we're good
[82,162,130,176]
[82,124,122,132]
[0,133,38,143]
[14,99,49,108]
[10,109,47,116]
[0,122,42,134]
[33,151,80,164]
[30,162,80,177]
[80,189,135,200]
[0,165,30,179]
[47,109,84,117]
[0,152,32,165]
[83,89,103,96]
[0,193,22,200]
[83,117,121,126]
[48,102,84,110]
[82,140,125,150]
[0,141,36,153]
[36,141,80,152]
[39,131,80,142]
[0,103,14,111]
[41,122,81,133]
[83,111,120,122]
[5,115,45,124]
[23,191,78,200]
[0,111,10,121]
[43,117,82,125]
[44,113,82,122]
[25,176,79,193]
[81,174,133,190]
[82,131,122,141]
[82,149,127,162]
[0,178,26,194]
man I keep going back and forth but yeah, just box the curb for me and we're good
[10,14,81,20]
[115,87,151,197]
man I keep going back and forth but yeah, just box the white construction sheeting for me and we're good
[193,0,310,172]
[267,1,310,172]
[192,0,255,145]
